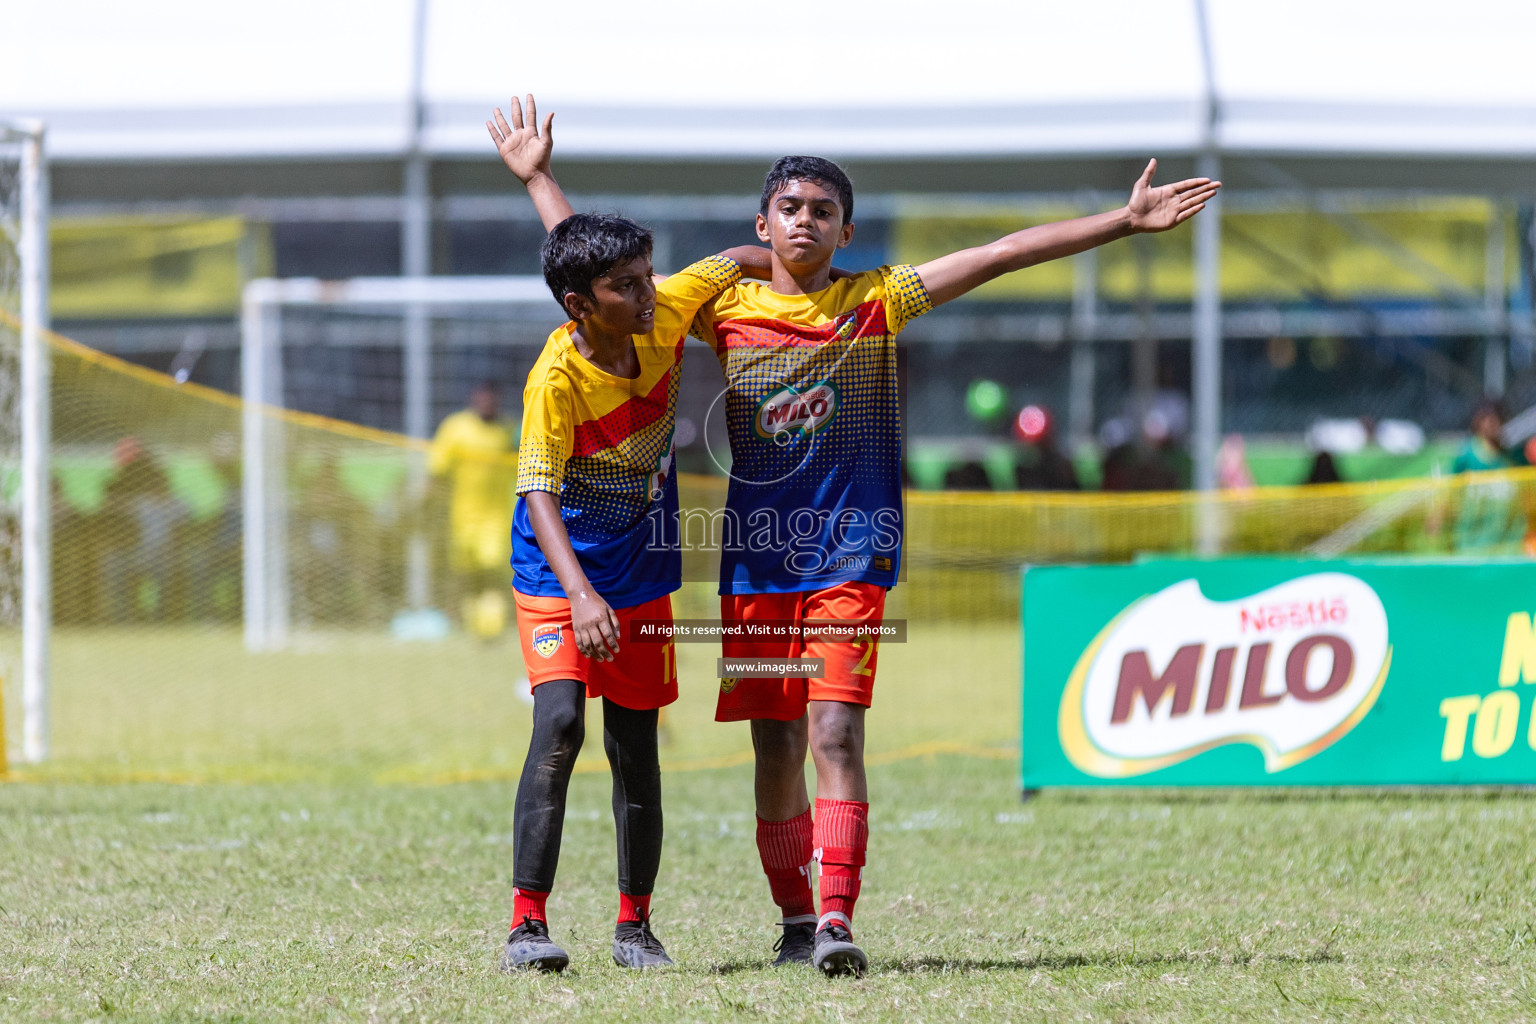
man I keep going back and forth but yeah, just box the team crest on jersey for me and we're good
[753,381,841,441]
[720,677,739,694]
[833,312,859,341]
[647,439,675,503]
[532,624,564,659]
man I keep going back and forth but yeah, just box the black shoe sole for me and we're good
[501,952,569,973]
[813,947,868,977]
[772,953,814,967]
[612,946,674,969]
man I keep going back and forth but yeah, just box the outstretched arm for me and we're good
[487,94,575,231]
[914,159,1220,308]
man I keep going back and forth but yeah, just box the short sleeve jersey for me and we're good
[512,256,741,607]
[692,265,933,594]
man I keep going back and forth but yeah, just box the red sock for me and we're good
[814,799,868,925]
[618,892,651,924]
[512,887,549,927]
[756,808,816,920]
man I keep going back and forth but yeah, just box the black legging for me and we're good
[512,679,663,897]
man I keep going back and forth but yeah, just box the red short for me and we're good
[715,581,886,722]
[514,591,678,711]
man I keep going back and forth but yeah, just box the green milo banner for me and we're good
[1022,558,1536,788]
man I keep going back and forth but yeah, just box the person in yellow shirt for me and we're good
[428,382,518,639]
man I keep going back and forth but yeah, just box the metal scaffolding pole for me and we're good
[1190,0,1222,503]
[403,155,431,442]
[402,0,432,610]
[18,123,50,762]
[1068,247,1098,449]
[1191,150,1223,496]
[1485,203,1508,399]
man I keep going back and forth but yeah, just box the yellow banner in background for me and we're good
[51,217,268,319]
[892,198,1516,303]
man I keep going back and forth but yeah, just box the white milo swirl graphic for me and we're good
[1059,573,1392,777]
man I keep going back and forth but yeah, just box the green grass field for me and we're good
[3,602,1021,782]
[7,759,1536,1022]
[6,615,1536,1021]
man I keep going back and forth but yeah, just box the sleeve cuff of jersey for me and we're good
[515,472,563,496]
[887,264,934,319]
[683,254,742,290]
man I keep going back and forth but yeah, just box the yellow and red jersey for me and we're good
[512,255,741,608]
[691,265,933,594]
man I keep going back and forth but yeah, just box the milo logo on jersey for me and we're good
[753,381,841,442]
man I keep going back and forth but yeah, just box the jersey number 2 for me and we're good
[852,637,878,677]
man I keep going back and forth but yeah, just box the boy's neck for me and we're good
[571,322,640,379]
[769,252,835,296]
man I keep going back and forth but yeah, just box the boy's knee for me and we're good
[810,716,862,766]
[541,703,585,759]
[752,720,807,767]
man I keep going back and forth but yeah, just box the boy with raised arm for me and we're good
[494,97,1219,976]
[488,98,780,972]
[701,154,1217,976]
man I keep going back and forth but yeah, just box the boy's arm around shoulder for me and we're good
[913,159,1221,308]
[721,246,857,283]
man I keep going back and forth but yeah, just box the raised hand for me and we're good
[487,94,554,184]
[1126,159,1222,233]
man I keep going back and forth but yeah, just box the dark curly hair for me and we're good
[540,213,654,315]
[759,155,854,225]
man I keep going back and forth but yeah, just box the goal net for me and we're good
[24,270,1536,781]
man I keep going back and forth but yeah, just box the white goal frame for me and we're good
[3,121,49,762]
[3,120,49,762]
[239,275,550,652]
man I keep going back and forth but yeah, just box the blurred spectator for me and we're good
[172,432,244,623]
[1216,435,1255,491]
[293,453,382,625]
[428,381,517,639]
[51,477,96,624]
[1099,412,1188,491]
[1012,405,1080,491]
[1304,451,1344,485]
[943,460,994,491]
[1451,399,1513,476]
[96,436,181,622]
[1100,442,1136,491]
[1441,398,1525,554]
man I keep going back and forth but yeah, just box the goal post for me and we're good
[238,275,552,652]
[0,120,49,763]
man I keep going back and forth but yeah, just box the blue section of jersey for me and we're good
[713,298,904,595]
[512,472,681,609]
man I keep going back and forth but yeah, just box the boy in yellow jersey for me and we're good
[496,97,1219,976]
[701,156,1218,975]
[428,382,516,639]
[487,98,783,973]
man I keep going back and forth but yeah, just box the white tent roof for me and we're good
[6,0,1536,162]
